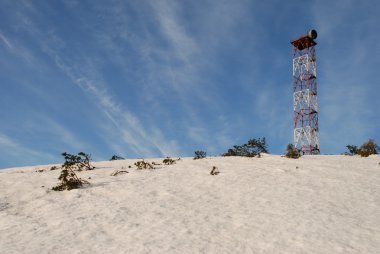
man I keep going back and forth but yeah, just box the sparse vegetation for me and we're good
[358,139,379,157]
[61,152,95,171]
[50,166,59,171]
[222,137,268,157]
[110,155,125,161]
[163,157,176,165]
[110,170,129,176]
[52,152,93,191]
[345,139,379,157]
[194,150,207,160]
[285,143,301,159]
[210,166,220,175]
[135,160,155,169]
[52,167,89,191]
[345,145,359,156]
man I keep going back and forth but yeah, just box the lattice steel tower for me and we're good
[291,29,320,155]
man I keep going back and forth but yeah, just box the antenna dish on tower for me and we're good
[308,29,317,39]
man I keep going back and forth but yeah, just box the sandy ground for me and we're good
[0,154,379,254]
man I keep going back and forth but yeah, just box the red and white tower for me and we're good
[291,29,320,155]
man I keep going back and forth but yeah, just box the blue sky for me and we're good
[0,0,379,168]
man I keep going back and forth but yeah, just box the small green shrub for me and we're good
[52,168,89,191]
[345,145,359,156]
[194,150,207,160]
[110,155,125,161]
[222,137,268,157]
[61,152,95,171]
[52,152,93,191]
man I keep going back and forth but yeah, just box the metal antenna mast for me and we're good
[291,29,320,155]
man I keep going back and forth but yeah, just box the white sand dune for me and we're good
[0,155,379,254]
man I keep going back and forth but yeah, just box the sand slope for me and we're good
[0,155,379,253]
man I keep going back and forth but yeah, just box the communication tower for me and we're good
[291,29,320,155]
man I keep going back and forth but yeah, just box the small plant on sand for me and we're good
[110,155,125,161]
[52,152,92,191]
[110,170,129,176]
[222,137,268,157]
[210,166,220,175]
[61,152,95,171]
[194,150,207,160]
[135,160,155,169]
[358,139,379,157]
[285,143,301,159]
[163,157,176,165]
[345,139,379,157]
[345,145,359,156]
[50,166,60,171]
[52,167,89,191]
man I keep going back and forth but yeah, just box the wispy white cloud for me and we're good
[310,0,380,153]
[0,132,56,168]
[151,1,199,66]
[56,59,180,157]
[58,1,261,155]
[4,0,375,162]
[3,2,182,157]
[0,31,34,64]
[39,116,91,152]
[75,77,166,156]
[0,32,12,49]
[72,51,183,156]
[147,1,253,149]
[63,1,241,153]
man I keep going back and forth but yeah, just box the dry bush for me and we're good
[285,144,301,159]
[358,139,379,157]
[50,166,60,171]
[110,170,129,176]
[345,139,379,157]
[135,160,155,169]
[110,155,125,161]
[163,157,176,165]
[210,166,220,175]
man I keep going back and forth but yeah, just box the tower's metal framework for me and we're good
[291,30,320,155]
